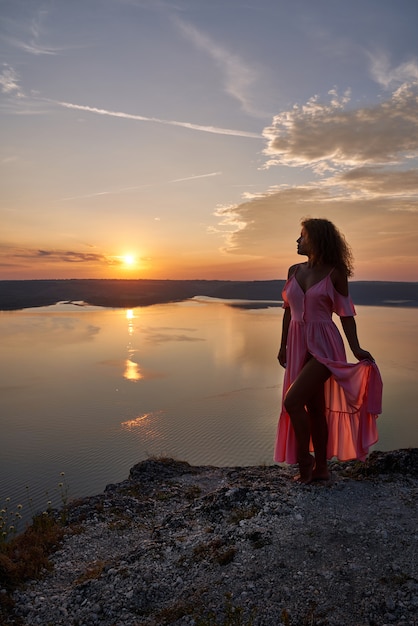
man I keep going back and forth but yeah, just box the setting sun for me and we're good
[120,254,136,269]
[122,254,135,267]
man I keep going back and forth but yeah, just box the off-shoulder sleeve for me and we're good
[333,289,356,317]
[281,282,290,309]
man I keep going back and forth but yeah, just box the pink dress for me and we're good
[274,270,382,464]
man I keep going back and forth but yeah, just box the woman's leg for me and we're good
[306,388,330,481]
[284,357,331,483]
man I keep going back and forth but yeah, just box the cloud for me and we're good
[0,64,52,115]
[1,155,18,164]
[5,247,117,265]
[1,247,159,270]
[214,181,418,276]
[331,167,418,199]
[3,5,62,56]
[37,250,111,263]
[369,53,418,89]
[0,64,24,96]
[53,100,263,139]
[216,80,418,271]
[173,16,265,117]
[4,34,61,55]
[263,84,418,168]
[215,186,327,256]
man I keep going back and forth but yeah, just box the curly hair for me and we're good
[301,218,354,277]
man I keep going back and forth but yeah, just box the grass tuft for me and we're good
[0,511,64,622]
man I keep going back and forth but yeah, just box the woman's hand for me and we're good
[353,348,375,362]
[278,346,287,368]
[341,317,375,363]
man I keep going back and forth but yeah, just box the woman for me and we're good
[274,218,382,483]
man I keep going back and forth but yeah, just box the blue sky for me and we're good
[1,0,418,280]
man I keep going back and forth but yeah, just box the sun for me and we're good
[122,254,136,267]
[115,252,143,273]
[116,252,138,271]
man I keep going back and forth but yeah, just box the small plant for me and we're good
[155,490,173,501]
[0,475,71,623]
[0,508,65,622]
[280,602,325,625]
[154,592,256,626]
[0,509,64,587]
[195,592,256,625]
[215,546,236,565]
[75,560,106,585]
[0,498,23,546]
[44,472,71,520]
[228,506,258,525]
[57,472,70,506]
[184,484,202,500]
[193,537,236,566]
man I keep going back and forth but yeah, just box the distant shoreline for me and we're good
[0,278,417,310]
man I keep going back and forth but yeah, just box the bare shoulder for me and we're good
[331,266,349,296]
[287,263,303,279]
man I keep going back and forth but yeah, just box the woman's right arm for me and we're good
[277,264,297,368]
[278,307,291,368]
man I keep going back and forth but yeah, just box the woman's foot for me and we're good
[293,454,314,484]
[312,463,331,482]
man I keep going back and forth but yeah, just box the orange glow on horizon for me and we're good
[0,249,415,282]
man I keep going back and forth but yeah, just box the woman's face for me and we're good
[296,227,310,257]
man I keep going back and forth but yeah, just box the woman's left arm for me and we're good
[340,316,375,362]
[332,267,374,362]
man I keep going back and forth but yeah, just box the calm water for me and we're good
[1,299,417,521]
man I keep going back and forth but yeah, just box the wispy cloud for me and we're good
[5,35,61,56]
[1,155,18,165]
[0,245,155,271]
[7,248,116,265]
[0,64,51,114]
[369,52,418,89]
[173,16,265,117]
[61,187,147,201]
[61,172,222,201]
[53,100,263,138]
[0,64,24,97]
[3,5,63,56]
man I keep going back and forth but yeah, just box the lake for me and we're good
[1,299,417,524]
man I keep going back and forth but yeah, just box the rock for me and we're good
[5,450,418,626]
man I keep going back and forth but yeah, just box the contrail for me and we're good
[61,172,222,200]
[170,172,222,182]
[54,100,263,139]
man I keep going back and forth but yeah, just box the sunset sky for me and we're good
[1,0,418,281]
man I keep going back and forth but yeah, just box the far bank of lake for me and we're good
[0,278,417,310]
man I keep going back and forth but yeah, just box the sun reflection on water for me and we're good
[123,309,140,380]
[121,411,163,440]
[121,413,152,429]
[126,308,135,335]
[123,359,143,381]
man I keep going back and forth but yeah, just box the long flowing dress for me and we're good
[274,269,383,464]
